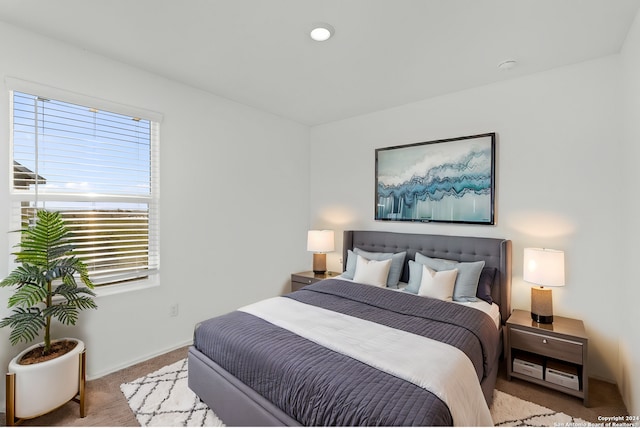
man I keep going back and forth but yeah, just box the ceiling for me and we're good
[1,0,638,126]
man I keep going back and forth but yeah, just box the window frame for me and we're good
[6,78,162,296]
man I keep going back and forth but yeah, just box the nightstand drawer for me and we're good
[291,274,315,286]
[510,329,583,364]
[290,271,339,292]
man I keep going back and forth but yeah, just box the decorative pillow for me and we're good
[342,248,406,288]
[342,250,357,280]
[476,267,497,304]
[405,260,423,294]
[353,255,392,288]
[418,265,457,301]
[414,253,485,302]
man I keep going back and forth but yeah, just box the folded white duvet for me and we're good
[239,297,493,427]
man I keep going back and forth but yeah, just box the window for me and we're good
[10,87,160,287]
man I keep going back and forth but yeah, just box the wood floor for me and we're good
[1,346,628,426]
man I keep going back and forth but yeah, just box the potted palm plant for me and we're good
[1,210,97,425]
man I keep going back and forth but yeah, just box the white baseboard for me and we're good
[87,339,193,381]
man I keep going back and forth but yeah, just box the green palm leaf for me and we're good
[51,257,95,289]
[43,303,78,325]
[15,211,73,267]
[7,283,48,308]
[54,283,97,304]
[0,264,45,288]
[0,308,46,345]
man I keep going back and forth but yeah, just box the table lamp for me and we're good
[307,230,334,274]
[523,248,565,323]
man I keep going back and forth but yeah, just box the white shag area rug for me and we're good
[491,389,589,427]
[120,359,222,427]
[121,358,589,427]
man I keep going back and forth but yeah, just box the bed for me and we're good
[188,230,512,426]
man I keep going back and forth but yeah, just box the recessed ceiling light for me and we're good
[310,24,334,42]
[497,60,517,70]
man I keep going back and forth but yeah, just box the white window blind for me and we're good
[10,90,160,286]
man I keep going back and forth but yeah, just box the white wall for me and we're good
[310,56,624,382]
[0,21,311,411]
[620,8,640,416]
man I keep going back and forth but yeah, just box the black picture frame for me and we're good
[375,132,495,225]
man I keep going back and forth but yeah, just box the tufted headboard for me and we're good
[343,230,512,324]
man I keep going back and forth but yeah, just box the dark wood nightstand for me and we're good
[506,309,589,405]
[290,271,339,292]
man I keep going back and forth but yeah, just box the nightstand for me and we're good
[290,271,339,292]
[506,309,589,406]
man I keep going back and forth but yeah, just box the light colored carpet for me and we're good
[121,358,589,427]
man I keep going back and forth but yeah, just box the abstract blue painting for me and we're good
[375,133,495,224]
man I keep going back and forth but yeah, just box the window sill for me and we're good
[93,274,160,298]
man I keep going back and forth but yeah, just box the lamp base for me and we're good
[531,312,554,324]
[531,286,554,324]
[312,253,327,275]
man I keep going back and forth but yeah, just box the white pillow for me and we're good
[353,255,392,287]
[418,265,458,301]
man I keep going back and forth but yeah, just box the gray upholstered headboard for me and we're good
[343,230,512,324]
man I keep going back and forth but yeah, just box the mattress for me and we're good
[193,279,498,426]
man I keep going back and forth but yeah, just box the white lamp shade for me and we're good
[307,230,335,253]
[523,248,565,287]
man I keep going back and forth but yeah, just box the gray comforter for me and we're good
[193,279,499,426]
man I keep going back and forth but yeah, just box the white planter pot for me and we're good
[7,338,84,419]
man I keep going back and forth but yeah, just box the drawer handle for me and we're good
[542,339,548,344]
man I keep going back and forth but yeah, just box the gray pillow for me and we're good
[414,253,485,302]
[476,267,497,304]
[343,248,406,288]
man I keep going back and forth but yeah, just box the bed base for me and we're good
[189,339,502,426]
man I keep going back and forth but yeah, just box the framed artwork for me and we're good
[375,132,495,225]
